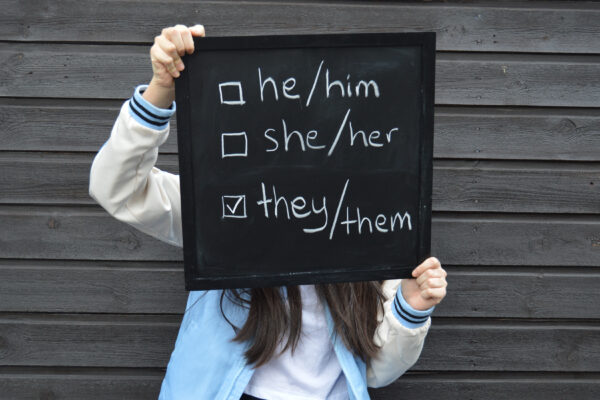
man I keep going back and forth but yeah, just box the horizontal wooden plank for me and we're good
[0,262,187,314]
[0,314,178,368]
[0,369,163,400]
[0,315,598,371]
[432,214,600,267]
[433,161,600,214]
[1,262,600,319]
[414,320,600,372]
[371,372,600,400]
[2,103,600,161]
[1,153,599,214]
[3,1,600,54]
[0,207,182,261]
[0,207,598,266]
[1,44,599,107]
[1,370,598,400]
[434,107,600,161]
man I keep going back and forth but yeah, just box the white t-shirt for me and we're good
[244,285,349,400]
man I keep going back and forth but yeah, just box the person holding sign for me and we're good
[89,24,447,400]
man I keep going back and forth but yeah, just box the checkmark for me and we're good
[222,195,247,219]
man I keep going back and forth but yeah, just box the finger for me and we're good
[421,287,446,301]
[416,267,446,286]
[151,45,179,78]
[157,35,184,71]
[175,25,195,54]
[162,27,186,57]
[190,24,205,37]
[412,256,443,278]
[419,277,447,290]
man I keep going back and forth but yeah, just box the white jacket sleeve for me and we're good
[89,86,183,247]
[367,279,432,388]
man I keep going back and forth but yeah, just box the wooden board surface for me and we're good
[1,207,599,266]
[1,262,599,319]
[1,154,599,214]
[2,44,600,107]
[3,103,599,161]
[1,370,599,400]
[2,0,600,53]
[1,0,599,398]
[1,314,598,372]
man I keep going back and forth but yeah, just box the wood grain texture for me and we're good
[0,207,183,261]
[0,207,599,266]
[0,261,187,314]
[2,153,599,214]
[0,315,598,371]
[433,161,600,214]
[2,44,600,107]
[2,0,600,53]
[0,369,164,400]
[2,103,600,160]
[371,372,600,400]
[1,370,599,400]
[0,314,179,368]
[1,262,600,319]
[1,1,599,396]
[434,107,600,161]
[414,320,600,372]
[432,214,600,267]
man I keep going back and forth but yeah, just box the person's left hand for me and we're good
[400,257,447,311]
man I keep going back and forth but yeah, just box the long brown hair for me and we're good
[220,281,385,368]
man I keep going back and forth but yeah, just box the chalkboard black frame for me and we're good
[176,32,435,290]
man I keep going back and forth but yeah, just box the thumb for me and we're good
[190,24,205,37]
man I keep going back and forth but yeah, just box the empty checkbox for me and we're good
[221,132,248,158]
[219,81,246,105]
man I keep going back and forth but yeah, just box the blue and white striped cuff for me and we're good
[128,84,176,130]
[392,288,435,329]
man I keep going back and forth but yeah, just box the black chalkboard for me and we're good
[175,32,435,290]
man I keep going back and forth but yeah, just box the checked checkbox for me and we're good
[222,195,247,219]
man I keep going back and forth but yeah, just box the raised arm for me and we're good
[88,25,205,247]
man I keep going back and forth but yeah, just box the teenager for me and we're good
[89,24,448,400]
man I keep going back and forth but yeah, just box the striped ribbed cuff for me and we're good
[128,84,176,130]
[392,287,435,329]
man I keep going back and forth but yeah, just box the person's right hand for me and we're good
[143,24,205,109]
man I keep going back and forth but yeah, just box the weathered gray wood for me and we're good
[2,153,599,214]
[0,153,178,204]
[436,267,600,319]
[1,207,599,266]
[2,44,600,107]
[0,314,179,368]
[2,262,600,319]
[433,161,600,213]
[371,372,600,400]
[2,103,600,160]
[0,369,163,400]
[431,214,600,267]
[2,370,599,400]
[434,107,600,161]
[0,261,187,314]
[1,315,598,371]
[436,53,600,107]
[3,1,600,53]
[414,320,600,372]
[0,207,182,261]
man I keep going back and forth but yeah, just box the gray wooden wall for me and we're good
[1,0,599,398]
